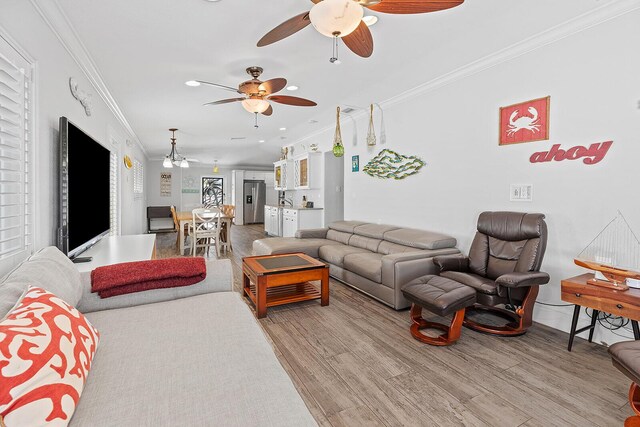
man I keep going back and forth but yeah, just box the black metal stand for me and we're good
[567,305,599,352]
[568,305,640,351]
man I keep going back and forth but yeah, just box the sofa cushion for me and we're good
[0,247,82,319]
[72,292,316,427]
[1,287,100,426]
[326,229,352,245]
[353,223,399,239]
[440,271,498,295]
[377,241,421,255]
[344,252,383,283]
[252,237,341,258]
[328,220,367,233]
[349,234,382,252]
[318,245,369,268]
[383,228,457,250]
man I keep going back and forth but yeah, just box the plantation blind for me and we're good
[0,36,32,265]
[133,158,143,196]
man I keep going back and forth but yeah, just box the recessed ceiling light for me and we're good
[362,16,378,26]
[204,0,221,2]
[258,139,265,143]
[286,85,299,91]
[185,80,201,87]
[279,127,287,131]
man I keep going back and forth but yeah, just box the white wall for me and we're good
[287,11,640,345]
[0,1,147,271]
[146,161,272,212]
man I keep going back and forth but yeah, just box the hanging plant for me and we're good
[332,106,344,157]
[366,104,377,147]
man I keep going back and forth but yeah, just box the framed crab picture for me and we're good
[499,96,550,145]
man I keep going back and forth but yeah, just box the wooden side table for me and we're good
[561,273,640,351]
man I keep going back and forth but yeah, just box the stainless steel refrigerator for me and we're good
[243,180,266,224]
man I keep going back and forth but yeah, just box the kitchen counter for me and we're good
[266,205,324,210]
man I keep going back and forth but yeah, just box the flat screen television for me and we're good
[58,117,111,259]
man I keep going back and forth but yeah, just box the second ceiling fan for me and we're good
[258,0,464,60]
[197,66,316,117]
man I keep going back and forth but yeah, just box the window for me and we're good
[133,158,143,196]
[109,152,118,235]
[0,35,33,267]
[201,177,223,207]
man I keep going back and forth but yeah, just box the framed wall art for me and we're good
[499,96,550,145]
[352,155,359,172]
[160,172,172,197]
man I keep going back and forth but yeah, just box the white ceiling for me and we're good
[56,0,604,166]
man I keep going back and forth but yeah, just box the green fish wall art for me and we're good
[363,149,425,180]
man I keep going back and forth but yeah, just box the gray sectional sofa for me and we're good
[0,247,317,427]
[253,221,460,309]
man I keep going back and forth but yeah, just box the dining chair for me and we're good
[221,204,236,251]
[190,208,222,257]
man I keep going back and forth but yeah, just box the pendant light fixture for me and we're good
[332,106,344,157]
[163,128,189,168]
[213,160,219,173]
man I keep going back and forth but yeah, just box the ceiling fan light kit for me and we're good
[242,98,270,114]
[309,0,364,38]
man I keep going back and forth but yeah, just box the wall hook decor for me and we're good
[69,77,93,116]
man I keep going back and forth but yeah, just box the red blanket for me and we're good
[91,257,206,298]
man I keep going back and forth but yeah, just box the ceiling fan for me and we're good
[193,67,317,127]
[257,0,464,61]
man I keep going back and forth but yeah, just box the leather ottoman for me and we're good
[609,341,640,426]
[402,275,476,346]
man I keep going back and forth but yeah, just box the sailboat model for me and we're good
[574,211,640,291]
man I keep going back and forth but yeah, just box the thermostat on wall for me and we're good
[510,184,533,202]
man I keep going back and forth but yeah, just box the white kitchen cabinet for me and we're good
[282,208,323,237]
[293,153,321,190]
[274,160,294,190]
[264,206,272,235]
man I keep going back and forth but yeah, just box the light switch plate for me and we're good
[510,184,533,202]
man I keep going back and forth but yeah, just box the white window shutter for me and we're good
[133,158,143,196]
[0,36,33,266]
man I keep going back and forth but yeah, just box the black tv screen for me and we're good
[58,117,111,257]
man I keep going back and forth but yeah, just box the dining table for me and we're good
[176,211,234,256]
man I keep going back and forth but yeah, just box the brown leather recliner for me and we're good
[432,211,550,336]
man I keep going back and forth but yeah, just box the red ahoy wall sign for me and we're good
[529,141,613,165]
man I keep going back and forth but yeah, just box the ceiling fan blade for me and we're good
[203,98,245,106]
[365,0,464,14]
[257,11,311,47]
[310,0,322,3]
[259,78,288,95]
[261,105,274,116]
[268,96,317,107]
[196,80,241,93]
[342,21,374,58]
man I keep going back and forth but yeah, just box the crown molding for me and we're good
[29,0,147,157]
[291,0,640,146]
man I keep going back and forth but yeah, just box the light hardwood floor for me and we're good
[156,225,632,426]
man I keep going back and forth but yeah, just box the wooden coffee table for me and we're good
[242,253,330,318]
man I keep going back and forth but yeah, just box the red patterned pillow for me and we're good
[0,287,100,426]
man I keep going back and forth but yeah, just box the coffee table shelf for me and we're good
[245,282,321,308]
